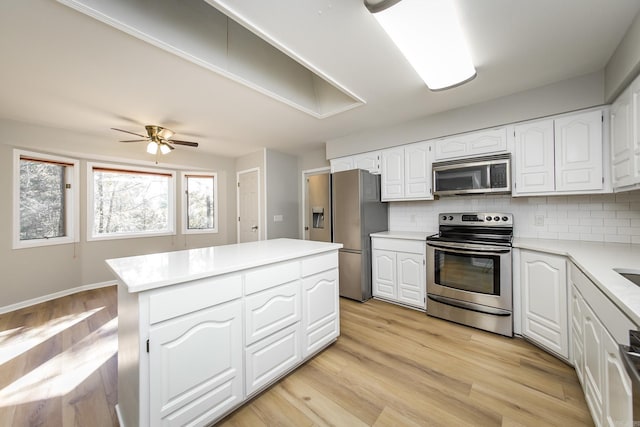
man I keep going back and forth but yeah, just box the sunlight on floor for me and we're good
[0,307,103,365]
[0,316,118,407]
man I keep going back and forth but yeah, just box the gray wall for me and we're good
[605,11,640,102]
[325,71,604,159]
[265,149,299,239]
[1,119,237,309]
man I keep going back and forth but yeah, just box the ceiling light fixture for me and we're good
[146,141,158,155]
[365,0,476,91]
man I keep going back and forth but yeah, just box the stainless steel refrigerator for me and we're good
[332,169,388,301]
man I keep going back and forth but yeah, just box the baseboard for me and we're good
[0,281,116,315]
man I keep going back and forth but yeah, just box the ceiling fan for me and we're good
[112,125,199,155]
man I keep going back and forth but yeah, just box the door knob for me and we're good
[251,225,258,231]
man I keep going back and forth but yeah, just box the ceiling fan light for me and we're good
[159,143,171,155]
[370,0,476,91]
[146,141,158,155]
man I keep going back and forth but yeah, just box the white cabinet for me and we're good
[570,264,635,427]
[513,109,605,195]
[434,127,507,160]
[611,72,640,191]
[372,237,426,310]
[330,151,381,174]
[381,141,432,201]
[149,300,243,427]
[611,85,634,189]
[245,281,301,346]
[520,250,569,359]
[302,268,339,357]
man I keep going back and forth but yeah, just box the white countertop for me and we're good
[370,230,436,240]
[106,238,342,293]
[514,238,640,326]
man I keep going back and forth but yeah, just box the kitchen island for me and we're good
[106,238,342,427]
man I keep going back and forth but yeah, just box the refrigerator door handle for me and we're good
[339,248,361,254]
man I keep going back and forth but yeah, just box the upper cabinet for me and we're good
[381,141,433,201]
[434,128,508,161]
[513,109,606,196]
[610,72,640,192]
[330,151,381,174]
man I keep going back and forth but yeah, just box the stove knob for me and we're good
[485,216,492,221]
[441,215,447,221]
[502,216,509,222]
[494,216,500,221]
[448,216,453,221]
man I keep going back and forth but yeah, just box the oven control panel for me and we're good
[438,212,513,226]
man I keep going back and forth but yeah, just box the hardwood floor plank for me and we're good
[0,287,593,427]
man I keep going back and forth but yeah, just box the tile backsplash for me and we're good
[388,190,640,244]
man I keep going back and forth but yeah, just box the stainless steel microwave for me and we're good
[432,153,511,196]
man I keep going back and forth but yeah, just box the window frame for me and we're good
[13,149,80,249]
[181,171,218,235]
[87,162,176,241]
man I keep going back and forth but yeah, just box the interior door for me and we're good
[238,169,260,243]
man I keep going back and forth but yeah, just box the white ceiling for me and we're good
[1,0,639,158]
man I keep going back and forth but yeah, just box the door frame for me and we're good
[301,167,331,239]
[236,167,262,243]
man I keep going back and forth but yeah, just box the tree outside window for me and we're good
[183,173,217,234]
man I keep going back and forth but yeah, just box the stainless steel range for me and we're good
[426,212,513,337]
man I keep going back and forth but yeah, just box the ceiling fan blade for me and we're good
[170,140,199,147]
[166,143,175,150]
[119,139,148,143]
[111,127,147,138]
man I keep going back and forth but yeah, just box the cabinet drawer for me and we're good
[303,318,339,358]
[570,263,636,345]
[301,251,338,277]
[245,323,301,396]
[372,237,425,254]
[149,274,242,324]
[245,261,299,295]
[245,281,301,346]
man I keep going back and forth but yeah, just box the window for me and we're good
[88,163,175,240]
[182,172,218,234]
[13,150,79,249]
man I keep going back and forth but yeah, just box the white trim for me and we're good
[263,148,268,240]
[300,167,331,239]
[13,149,80,249]
[87,161,176,241]
[236,167,261,243]
[0,281,115,315]
[180,171,219,235]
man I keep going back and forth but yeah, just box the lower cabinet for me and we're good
[520,250,569,359]
[570,264,634,427]
[302,269,339,357]
[372,237,426,310]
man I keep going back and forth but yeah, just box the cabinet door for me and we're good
[245,281,301,346]
[353,151,381,174]
[571,285,585,385]
[632,78,640,183]
[611,87,634,188]
[396,252,425,309]
[372,249,396,300]
[381,148,404,200]
[302,269,339,357]
[149,300,243,427]
[330,156,354,173]
[245,323,301,396]
[583,302,604,425]
[404,142,432,199]
[435,128,507,160]
[521,251,569,359]
[513,119,555,194]
[554,110,603,192]
[603,327,633,427]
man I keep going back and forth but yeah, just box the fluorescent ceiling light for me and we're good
[369,0,476,91]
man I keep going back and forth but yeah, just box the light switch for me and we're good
[274,215,283,222]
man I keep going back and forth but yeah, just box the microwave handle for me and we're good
[427,241,511,255]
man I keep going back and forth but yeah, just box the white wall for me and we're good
[605,10,640,102]
[325,72,604,159]
[389,191,640,244]
[1,119,237,309]
[265,149,299,239]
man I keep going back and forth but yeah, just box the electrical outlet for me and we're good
[534,215,545,226]
[274,215,283,222]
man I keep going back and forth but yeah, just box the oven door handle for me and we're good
[428,294,512,316]
[427,241,511,254]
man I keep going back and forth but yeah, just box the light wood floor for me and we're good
[0,287,593,426]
